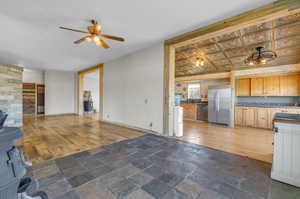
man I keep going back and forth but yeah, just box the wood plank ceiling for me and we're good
[175,13,300,77]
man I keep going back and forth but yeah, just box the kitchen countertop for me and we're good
[236,103,300,109]
[273,113,300,125]
[181,102,208,105]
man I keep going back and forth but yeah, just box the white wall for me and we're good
[103,43,164,134]
[23,68,44,84]
[45,71,76,115]
[84,75,99,112]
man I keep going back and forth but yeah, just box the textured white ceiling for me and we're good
[0,0,275,71]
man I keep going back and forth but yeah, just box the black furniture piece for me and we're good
[84,100,94,113]
[0,110,8,130]
[0,111,47,199]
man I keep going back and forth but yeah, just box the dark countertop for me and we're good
[236,103,300,109]
[273,113,300,125]
[181,102,208,105]
[0,127,23,144]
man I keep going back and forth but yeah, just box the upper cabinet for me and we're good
[251,78,264,96]
[236,79,250,96]
[279,74,300,96]
[263,76,280,96]
[236,74,300,97]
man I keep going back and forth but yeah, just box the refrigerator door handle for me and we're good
[216,92,220,112]
[214,92,217,112]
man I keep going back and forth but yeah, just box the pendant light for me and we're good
[245,46,277,66]
[196,57,204,67]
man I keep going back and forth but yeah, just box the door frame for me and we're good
[163,1,300,136]
[77,64,104,119]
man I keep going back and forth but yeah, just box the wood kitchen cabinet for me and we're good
[236,106,300,129]
[236,79,250,96]
[263,76,280,96]
[255,107,269,129]
[181,104,197,120]
[250,78,264,96]
[244,108,256,127]
[279,74,300,96]
[235,107,255,127]
[235,107,244,126]
[237,74,300,97]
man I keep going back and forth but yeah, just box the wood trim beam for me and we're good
[77,64,104,118]
[232,63,300,77]
[230,72,236,128]
[163,44,175,136]
[78,65,102,75]
[176,72,230,82]
[166,0,300,48]
[78,73,84,115]
[175,64,300,81]
[99,66,104,120]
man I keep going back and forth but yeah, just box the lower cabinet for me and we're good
[181,104,197,120]
[235,106,300,129]
[256,108,269,129]
[235,107,256,127]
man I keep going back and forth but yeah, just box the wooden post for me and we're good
[230,72,236,128]
[78,73,84,115]
[163,44,176,136]
[99,66,104,120]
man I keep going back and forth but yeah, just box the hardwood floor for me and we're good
[15,114,144,163]
[16,114,273,164]
[176,120,274,163]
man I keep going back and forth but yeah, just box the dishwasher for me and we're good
[197,102,208,121]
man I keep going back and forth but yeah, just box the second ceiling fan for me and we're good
[59,20,125,49]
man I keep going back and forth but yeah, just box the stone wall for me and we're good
[0,64,23,127]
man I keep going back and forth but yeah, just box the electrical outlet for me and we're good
[149,122,153,127]
[107,114,110,119]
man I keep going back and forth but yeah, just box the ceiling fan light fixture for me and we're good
[59,20,124,49]
[245,46,277,66]
[85,37,92,42]
[93,36,100,42]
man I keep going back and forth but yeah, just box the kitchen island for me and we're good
[272,113,300,187]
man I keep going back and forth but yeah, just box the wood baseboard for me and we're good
[101,119,162,136]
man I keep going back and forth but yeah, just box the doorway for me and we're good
[83,71,99,114]
[77,64,104,120]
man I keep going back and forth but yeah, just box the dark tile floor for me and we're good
[27,134,300,199]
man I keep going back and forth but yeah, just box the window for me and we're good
[188,83,200,99]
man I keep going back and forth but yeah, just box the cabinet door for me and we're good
[285,108,299,114]
[268,108,279,129]
[181,104,197,120]
[244,108,256,127]
[264,76,280,96]
[255,108,269,129]
[280,75,299,96]
[251,78,264,96]
[236,79,250,96]
[235,107,244,126]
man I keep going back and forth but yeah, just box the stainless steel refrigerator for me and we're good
[208,85,231,125]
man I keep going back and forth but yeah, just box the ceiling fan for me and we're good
[59,20,125,49]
